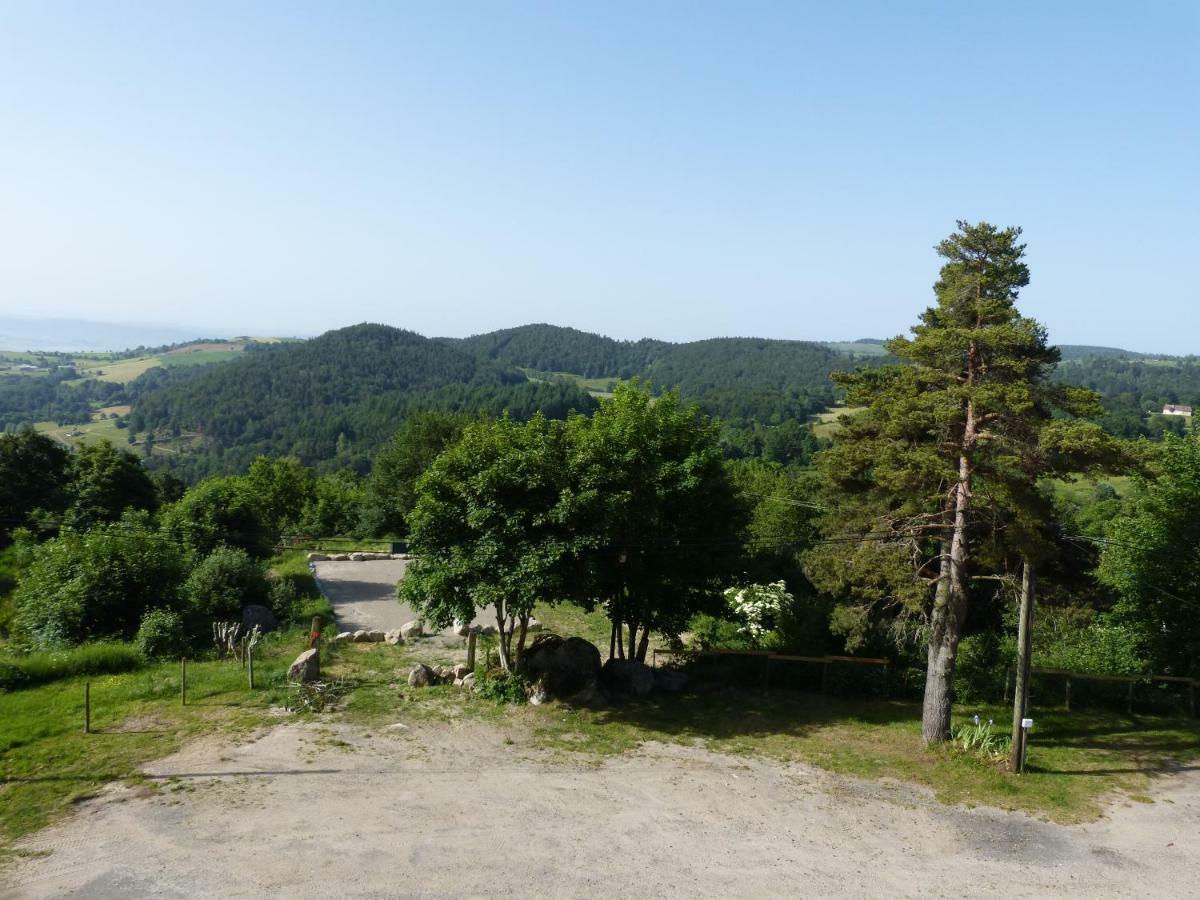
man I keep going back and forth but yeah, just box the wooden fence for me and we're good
[652,648,1198,717]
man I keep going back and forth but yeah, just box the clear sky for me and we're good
[1,2,1196,352]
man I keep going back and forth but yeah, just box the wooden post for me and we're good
[84,681,91,734]
[181,657,187,706]
[1010,562,1036,774]
[248,644,255,690]
[466,631,477,671]
[1127,680,1134,715]
[1065,677,1071,713]
[309,616,323,650]
[240,636,246,670]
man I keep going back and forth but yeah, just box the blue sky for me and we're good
[1,2,1196,352]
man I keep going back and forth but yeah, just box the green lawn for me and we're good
[809,405,865,439]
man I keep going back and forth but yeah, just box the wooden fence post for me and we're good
[181,658,187,706]
[84,681,91,734]
[1065,677,1071,713]
[309,616,323,650]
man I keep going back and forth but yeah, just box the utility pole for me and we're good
[1010,562,1036,773]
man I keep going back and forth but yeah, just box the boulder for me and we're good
[349,552,366,562]
[400,621,424,640]
[241,604,278,634]
[330,553,351,561]
[407,664,435,688]
[451,663,471,680]
[352,630,370,642]
[452,620,471,637]
[461,673,476,690]
[526,618,543,633]
[518,635,602,699]
[654,667,689,693]
[479,624,498,636]
[363,630,386,643]
[384,630,404,645]
[333,631,354,642]
[434,665,455,683]
[287,649,320,683]
[601,659,655,698]
[306,552,330,562]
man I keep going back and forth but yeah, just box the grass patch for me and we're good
[528,689,1200,823]
[0,628,314,851]
[809,405,865,439]
[0,642,143,691]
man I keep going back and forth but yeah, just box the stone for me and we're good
[384,630,404,645]
[434,665,455,683]
[349,552,366,562]
[330,553,351,561]
[654,667,689,693]
[352,630,370,642]
[400,621,424,640]
[334,631,354,642]
[601,659,655,698]
[287,649,320,683]
[241,604,278,634]
[462,672,476,690]
[453,677,465,687]
[407,664,435,687]
[452,620,471,637]
[526,618,543,633]
[451,663,471,679]
[306,552,330,562]
[480,625,498,636]
[518,635,602,699]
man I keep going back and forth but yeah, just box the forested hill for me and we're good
[447,324,668,378]
[128,324,595,478]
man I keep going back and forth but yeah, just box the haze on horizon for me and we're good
[1,3,1196,354]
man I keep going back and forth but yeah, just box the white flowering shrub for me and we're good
[722,581,793,646]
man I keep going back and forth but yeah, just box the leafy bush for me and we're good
[135,608,187,659]
[723,581,791,646]
[0,641,143,691]
[13,512,187,648]
[182,546,270,626]
[474,668,529,704]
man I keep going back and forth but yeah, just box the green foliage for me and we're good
[951,714,1010,761]
[242,455,313,534]
[182,546,270,624]
[1097,433,1200,675]
[401,414,575,668]
[134,608,188,659]
[13,512,187,648]
[0,641,144,691]
[0,428,68,542]
[62,440,158,530]
[360,412,467,536]
[161,476,275,558]
[473,668,530,704]
[298,469,364,537]
[723,581,792,647]
[569,382,747,657]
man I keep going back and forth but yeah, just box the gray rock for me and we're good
[434,665,455,683]
[364,630,386,643]
[352,630,370,642]
[306,552,330,562]
[333,631,354,642]
[400,620,424,640]
[384,630,404,645]
[349,552,366,562]
[518,635,602,699]
[480,624,498,636]
[601,659,655,697]
[452,619,471,637]
[242,604,278,634]
[407,664,435,687]
[330,553,351,561]
[287,648,320,683]
[654,667,689,693]
[453,677,465,687]
[461,673,476,690]
[451,663,471,679]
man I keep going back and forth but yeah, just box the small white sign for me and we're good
[1021,718,1034,729]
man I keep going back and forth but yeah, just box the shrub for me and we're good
[13,512,187,648]
[182,546,271,627]
[135,608,187,659]
[951,714,1010,762]
[474,668,529,704]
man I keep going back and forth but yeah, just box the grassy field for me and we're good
[809,405,865,439]
[1051,475,1138,506]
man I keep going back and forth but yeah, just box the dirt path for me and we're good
[4,718,1197,898]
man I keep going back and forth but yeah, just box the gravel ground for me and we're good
[3,718,1198,899]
